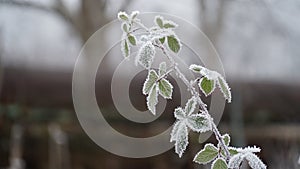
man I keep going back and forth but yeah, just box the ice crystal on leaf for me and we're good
[136,41,156,69]
[246,153,267,169]
[228,146,266,169]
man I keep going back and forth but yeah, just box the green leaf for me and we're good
[228,148,238,155]
[212,158,228,169]
[163,22,177,29]
[222,134,230,146]
[175,123,189,158]
[130,11,139,19]
[167,35,181,53]
[170,121,181,142]
[217,76,232,103]
[122,23,128,32]
[199,77,215,96]
[128,35,136,45]
[174,107,185,120]
[118,12,128,21]
[186,114,212,133]
[185,97,197,115]
[158,78,173,99]
[159,37,165,44]
[121,39,130,58]
[221,147,238,158]
[155,16,164,28]
[147,85,158,115]
[193,143,218,164]
[189,64,204,73]
[159,62,167,76]
[137,41,156,69]
[143,70,158,95]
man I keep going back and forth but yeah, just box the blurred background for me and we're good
[0,0,300,169]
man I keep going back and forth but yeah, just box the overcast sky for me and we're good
[0,0,299,84]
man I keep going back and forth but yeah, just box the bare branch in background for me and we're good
[0,0,110,41]
[0,0,78,33]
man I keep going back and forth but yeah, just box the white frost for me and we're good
[170,98,212,158]
[135,41,156,69]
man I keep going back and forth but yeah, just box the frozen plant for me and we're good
[117,11,267,169]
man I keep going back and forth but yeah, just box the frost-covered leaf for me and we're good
[229,147,266,169]
[147,85,158,115]
[189,64,204,73]
[170,120,181,142]
[174,107,185,120]
[185,96,197,115]
[136,41,156,69]
[245,153,266,169]
[158,78,173,99]
[186,113,212,133]
[212,158,228,169]
[159,37,165,44]
[222,134,230,146]
[130,11,139,19]
[163,20,178,29]
[228,153,244,168]
[167,35,181,53]
[228,146,265,168]
[118,11,128,21]
[221,146,239,157]
[171,99,212,158]
[174,123,188,158]
[121,39,130,58]
[121,23,128,32]
[228,147,239,155]
[189,64,219,80]
[193,143,218,164]
[143,70,158,95]
[238,146,261,154]
[159,62,167,76]
[155,16,164,28]
[128,35,136,45]
[199,77,216,96]
[217,76,231,103]
[190,64,232,102]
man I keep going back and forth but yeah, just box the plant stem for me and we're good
[158,43,231,161]
[134,21,231,160]
[156,66,175,82]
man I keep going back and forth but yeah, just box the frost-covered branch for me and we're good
[156,42,231,160]
[117,11,266,169]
